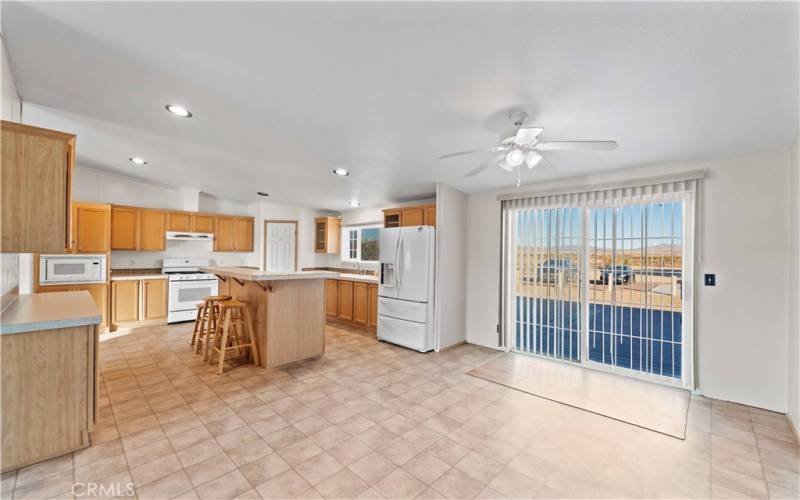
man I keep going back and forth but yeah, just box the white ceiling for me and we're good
[3,1,798,210]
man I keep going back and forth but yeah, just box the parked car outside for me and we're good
[537,259,579,283]
[602,265,634,284]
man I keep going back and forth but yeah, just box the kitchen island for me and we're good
[202,267,337,369]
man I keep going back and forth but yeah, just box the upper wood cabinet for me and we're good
[73,203,111,253]
[214,217,237,251]
[192,215,214,233]
[315,217,341,254]
[111,207,139,250]
[167,212,191,232]
[383,203,436,228]
[111,207,166,251]
[236,218,254,252]
[109,204,251,252]
[139,211,166,251]
[1,121,75,253]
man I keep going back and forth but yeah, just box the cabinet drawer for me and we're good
[377,297,427,323]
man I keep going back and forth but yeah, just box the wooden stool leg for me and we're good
[217,311,232,375]
[243,307,260,367]
[203,310,216,362]
[195,302,208,354]
[191,306,202,346]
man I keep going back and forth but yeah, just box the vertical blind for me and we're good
[500,171,703,387]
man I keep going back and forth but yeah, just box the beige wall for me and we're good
[1,34,21,122]
[788,132,799,436]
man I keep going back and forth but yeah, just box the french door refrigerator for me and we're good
[378,226,436,352]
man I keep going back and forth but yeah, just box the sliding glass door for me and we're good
[514,207,582,362]
[507,196,692,387]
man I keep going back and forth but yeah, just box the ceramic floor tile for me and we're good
[43,322,798,500]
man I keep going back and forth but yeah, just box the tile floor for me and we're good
[2,322,798,499]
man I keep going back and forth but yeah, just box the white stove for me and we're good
[162,258,219,323]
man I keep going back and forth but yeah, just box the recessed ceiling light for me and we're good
[165,104,192,118]
[332,167,349,176]
[257,192,269,197]
[129,157,147,165]
[348,200,360,207]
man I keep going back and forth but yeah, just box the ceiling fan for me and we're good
[438,111,618,186]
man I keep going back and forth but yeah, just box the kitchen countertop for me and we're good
[0,291,102,335]
[110,268,167,281]
[202,266,338,282]
[336,273,379,284]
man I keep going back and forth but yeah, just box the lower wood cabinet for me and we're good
[337,280,354,321]
[326,278,378,331]
[325,279,338,317]
[37,283,108,330]
[111,278,168,329]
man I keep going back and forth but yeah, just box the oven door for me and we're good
[168,279,219,312]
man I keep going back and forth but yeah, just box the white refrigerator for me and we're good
[378,226,436,352]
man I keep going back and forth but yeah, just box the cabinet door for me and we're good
[236,218,254,252]
[423,207,436,227]
[140,211,166,251]
[368,284,378,328]
[167,212,191,232]
[401,208,424,227]
[325,279,339,318]
[74,203,111,253]
[314,219,327,252]
[111,280,139,324]
[353,282,368,325]
[192,215,214,233]
[111,207,139,250]
[75,284,108,329]
[214,217,236,251]
[142,279,167,320]
[383,210,401,228]
[337,281,354,321]
[1,121,73,253]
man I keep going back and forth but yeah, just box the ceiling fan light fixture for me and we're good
[505,149,525,167]
[525,151,543,169]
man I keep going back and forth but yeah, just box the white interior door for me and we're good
[265,222,296,272]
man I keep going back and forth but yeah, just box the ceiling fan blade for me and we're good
[514,127,544,145]
[465,164,489,178]
[535,141,618,151]
[437,147,494,159]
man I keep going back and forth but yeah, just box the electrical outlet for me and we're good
[704,273,716,286]
[129,258,135,266]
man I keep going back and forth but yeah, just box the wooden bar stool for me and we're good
[194,295,231,361]
[210,300,260,374]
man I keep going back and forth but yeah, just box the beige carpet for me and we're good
[468,353,691,439]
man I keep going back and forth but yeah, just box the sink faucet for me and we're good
[352,261,361,274]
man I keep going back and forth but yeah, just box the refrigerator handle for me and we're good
[380,263,385,285]
[395,235,402,291]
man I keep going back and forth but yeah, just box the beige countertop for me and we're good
[0,291,102,335]
[336,273,379,284]
[202,266,338,282]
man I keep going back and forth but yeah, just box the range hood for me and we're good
[166,231,214,241]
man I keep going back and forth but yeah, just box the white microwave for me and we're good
[39,254,107,285]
